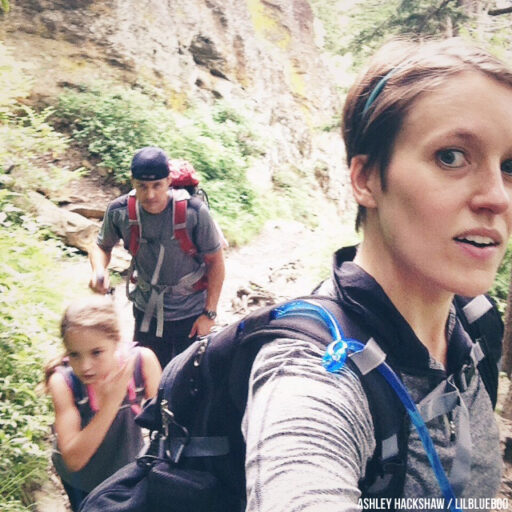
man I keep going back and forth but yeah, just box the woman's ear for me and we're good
[350,155,379,208]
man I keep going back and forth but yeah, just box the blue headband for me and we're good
[361,68,397,117]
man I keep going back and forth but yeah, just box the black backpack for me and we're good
[78,294,502,512]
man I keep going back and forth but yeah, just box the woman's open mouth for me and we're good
[453,235,498,248]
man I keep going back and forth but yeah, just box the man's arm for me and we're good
[89,199,123,294]
[189,248,225,338]
[89,243,112,294]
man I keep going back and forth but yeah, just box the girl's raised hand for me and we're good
[96,354,136,409]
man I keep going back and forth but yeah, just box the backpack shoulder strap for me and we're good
[127,191,140,256]
[126,348,145,415]
[454,294,503,409]
[57,364,84,401]
[173,191,200,256]
[57,363,93,419]
[133,347,144,390]
[308,296,409,502]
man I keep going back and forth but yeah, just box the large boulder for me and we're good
[25,190,99,253]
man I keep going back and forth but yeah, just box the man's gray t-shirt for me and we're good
[97,193,221,321]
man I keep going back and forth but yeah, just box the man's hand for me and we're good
[88,245,113,294]
[89,269,111,294]
[189,314,215,338]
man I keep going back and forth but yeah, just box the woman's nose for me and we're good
[470,165,511,214]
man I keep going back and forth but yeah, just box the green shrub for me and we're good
[53,84,169,181]
[0,42,70,196]
[0,222,80,509]
[0,42,32,118]
[51,82,270,245]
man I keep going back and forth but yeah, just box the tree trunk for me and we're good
[500,268,512,419]
[502,268,512,378]
[503,385,512,420]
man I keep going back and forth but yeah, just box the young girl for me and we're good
[45,294,161,511]
[243,37,512,510]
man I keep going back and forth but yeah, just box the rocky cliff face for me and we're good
[0,0,352,212]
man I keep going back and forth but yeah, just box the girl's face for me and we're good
[65,327,118,384]
[364,71,512,299]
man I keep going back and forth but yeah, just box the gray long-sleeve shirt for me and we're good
[242,337,501,512]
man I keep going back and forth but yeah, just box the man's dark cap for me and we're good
[131,147,170,181]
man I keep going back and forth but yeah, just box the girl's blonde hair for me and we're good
[44,294,121,385]
[60,294,121,343]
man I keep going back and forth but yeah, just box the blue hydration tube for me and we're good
[272,299,462,512]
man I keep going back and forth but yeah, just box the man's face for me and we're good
[132,176,172,214]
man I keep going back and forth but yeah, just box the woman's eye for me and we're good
[437,149,466,168]
[92,350,103,357]
[502,160,512,176]
[68,352,78,359]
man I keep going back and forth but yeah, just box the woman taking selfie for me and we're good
[243,38,512,511]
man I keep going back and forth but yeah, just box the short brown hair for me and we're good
[342,37,512,230]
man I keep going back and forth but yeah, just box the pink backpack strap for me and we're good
[86,384,99,412]
[173,197,197,256]
[85,380,138,414]
[127,348,143,415]
[127,379,141,415]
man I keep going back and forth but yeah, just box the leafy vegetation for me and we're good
[491,242,512,314]
[0,227,56,509]
[0,193,86,510]
[345,0,468,63]
[0,41,71,194]
[309,0,353,55]
[312,0,512,69]
[0,43,82,511]
[51,83,272,244]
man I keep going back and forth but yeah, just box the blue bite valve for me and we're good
[322,340,348,373]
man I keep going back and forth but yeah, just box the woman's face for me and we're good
[65,327,118,385]
[364,71,512,298]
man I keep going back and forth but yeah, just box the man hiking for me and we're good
[89,146,225,368]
